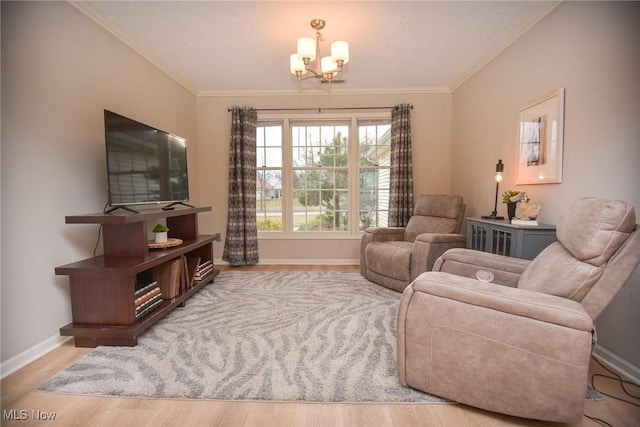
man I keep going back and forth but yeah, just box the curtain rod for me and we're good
[227,105,413,113]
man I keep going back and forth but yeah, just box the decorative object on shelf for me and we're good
[511,218,539,226]
[152,223,169,243]
[515,200,541,221]
[481,159,505,220]
[516,88,565,185]
[502,190,530,222]
[507,202,517,222]
[134,281,162,320]
[290,19,349,84]
[148,238,183,250]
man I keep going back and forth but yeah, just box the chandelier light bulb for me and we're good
[321,56,337,74]
[331,41,349,64]
[495,172,503,182]
[290,54,306,75]
[297,37,316,62]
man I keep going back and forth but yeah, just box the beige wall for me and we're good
[1,2,197,364]
[451,2,640,370]
[196,92,452,263]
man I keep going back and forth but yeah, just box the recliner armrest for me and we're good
[363,226,405,240]
[360,227,406,276]
[410,272,593,331]
[414,233,466,244]
[409,233,467,281]
[433,248,530,287]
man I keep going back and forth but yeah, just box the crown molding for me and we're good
[197,86,451,97]
[450,1,562,92]
[68,1,199,96]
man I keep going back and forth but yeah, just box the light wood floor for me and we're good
[2,265,639,426]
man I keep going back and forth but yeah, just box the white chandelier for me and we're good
[290,19,349,84]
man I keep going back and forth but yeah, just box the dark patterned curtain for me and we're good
[222,107,259,266]
[389,104,414,227]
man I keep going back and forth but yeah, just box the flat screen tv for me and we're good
[104,110,191,214]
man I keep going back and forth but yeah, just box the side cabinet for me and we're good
[466,217,556,260]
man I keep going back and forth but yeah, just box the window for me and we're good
[292,122,349,232]
[256,112,391,237]
[256,124,283,231]
[358,120,391,229]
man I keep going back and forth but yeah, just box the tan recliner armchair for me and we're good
[360,194,466,292]
[397,198,640,423]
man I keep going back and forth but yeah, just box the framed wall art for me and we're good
[516,88,565,185]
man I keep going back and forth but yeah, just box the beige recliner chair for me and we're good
[360,194,466,292]
[397,197,640,423]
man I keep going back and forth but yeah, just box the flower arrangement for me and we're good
[502,190,530,204]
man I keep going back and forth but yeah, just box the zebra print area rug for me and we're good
[40,271,445,403]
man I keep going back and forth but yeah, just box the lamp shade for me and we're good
[290,54,306,74]
[331,41,349,63]
[321,56,337,75]
[297,37,316,61]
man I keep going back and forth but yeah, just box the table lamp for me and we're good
[481,159,504,220]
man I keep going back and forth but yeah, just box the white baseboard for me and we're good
[215,258,360,266]
[593,344,640,384]
[1,334,71,380]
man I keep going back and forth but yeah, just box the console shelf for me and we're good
[55,206,219,347]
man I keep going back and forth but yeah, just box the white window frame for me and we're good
[257,111,391,239]
[256,121,284,233]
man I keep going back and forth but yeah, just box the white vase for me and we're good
[155,232,168,243]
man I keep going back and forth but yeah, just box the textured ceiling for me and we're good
[74,1,558,95]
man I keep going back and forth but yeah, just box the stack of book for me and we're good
[155,258,184,299]
[134,281,163,320]
[511,218,539,226]
[194,260,214,282]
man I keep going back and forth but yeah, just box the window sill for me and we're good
[257,233,363,240]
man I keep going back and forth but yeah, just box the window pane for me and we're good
[335,211,348,231]
[292,123,349,233]
[316,125,349,167]
[265,126,282,146]
[337,190,349,212]
[335,170,348,190]
[321,189,334,209]
[358,120,391,230]
[256,169,283,232]
[256,123,283,232]
[257,125,282,167]
[265,147,281,167]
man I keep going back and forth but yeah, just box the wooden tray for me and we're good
[148,238,183,249]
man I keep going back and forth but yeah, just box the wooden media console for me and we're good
[55,206,219,347]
